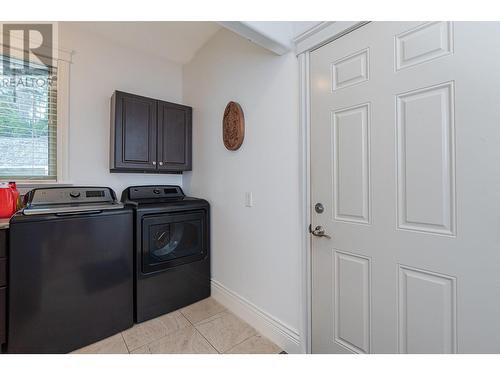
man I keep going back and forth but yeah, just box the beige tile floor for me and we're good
[73,297,282,354]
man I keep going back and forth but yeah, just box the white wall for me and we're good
[183,29,302,347]
[59,22,183,196]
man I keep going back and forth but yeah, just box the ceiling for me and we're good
[67,21,221,64]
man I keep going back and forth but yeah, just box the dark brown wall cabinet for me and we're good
[110,91,192,173]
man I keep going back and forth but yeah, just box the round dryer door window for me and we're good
[142,210,207,273]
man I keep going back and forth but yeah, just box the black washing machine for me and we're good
[122,185,210,323]
[9,187,133,353]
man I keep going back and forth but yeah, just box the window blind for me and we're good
[0,55,57,180]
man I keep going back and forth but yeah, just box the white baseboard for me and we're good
[210,279,302,354]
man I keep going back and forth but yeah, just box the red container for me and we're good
[0,183,15,218]
[8,181,20,212]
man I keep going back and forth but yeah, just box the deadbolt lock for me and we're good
[315,203,324,214]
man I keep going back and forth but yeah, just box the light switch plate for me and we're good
[245,192,253,207]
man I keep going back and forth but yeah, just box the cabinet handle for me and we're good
[159,162,163,166]
[152,161,156,165]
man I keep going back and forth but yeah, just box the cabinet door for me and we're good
[111,91,158,171]
[0,229,6,258]
[0,287,5,345]
[157,100,192,172]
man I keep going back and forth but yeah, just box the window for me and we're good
[0,55,57,180]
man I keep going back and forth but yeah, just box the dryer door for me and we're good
[141,210,207,274]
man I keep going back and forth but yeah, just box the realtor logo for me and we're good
[2,23,53,75]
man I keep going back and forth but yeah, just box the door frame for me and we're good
[296,21,370,353]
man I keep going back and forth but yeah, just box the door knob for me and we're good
[152,161,157,165]
[309,224,332,239]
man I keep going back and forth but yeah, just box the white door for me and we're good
[311,22,500,353]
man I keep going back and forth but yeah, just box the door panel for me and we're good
[332,48,369,90]
[333,103,371,223]
[157,101,192,171]
[112,91,157,171]
[311,22,500,353]
[396,82,455,235]
[395,22,453,71]
[123,98,153,162]
[163,108,186,164]
[398,265,456,354]
[334,250,371,354]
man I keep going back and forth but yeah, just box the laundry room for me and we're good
[1,1,500,375]
[0,19,302,356]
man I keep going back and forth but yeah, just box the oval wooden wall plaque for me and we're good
[223,101,245,151]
